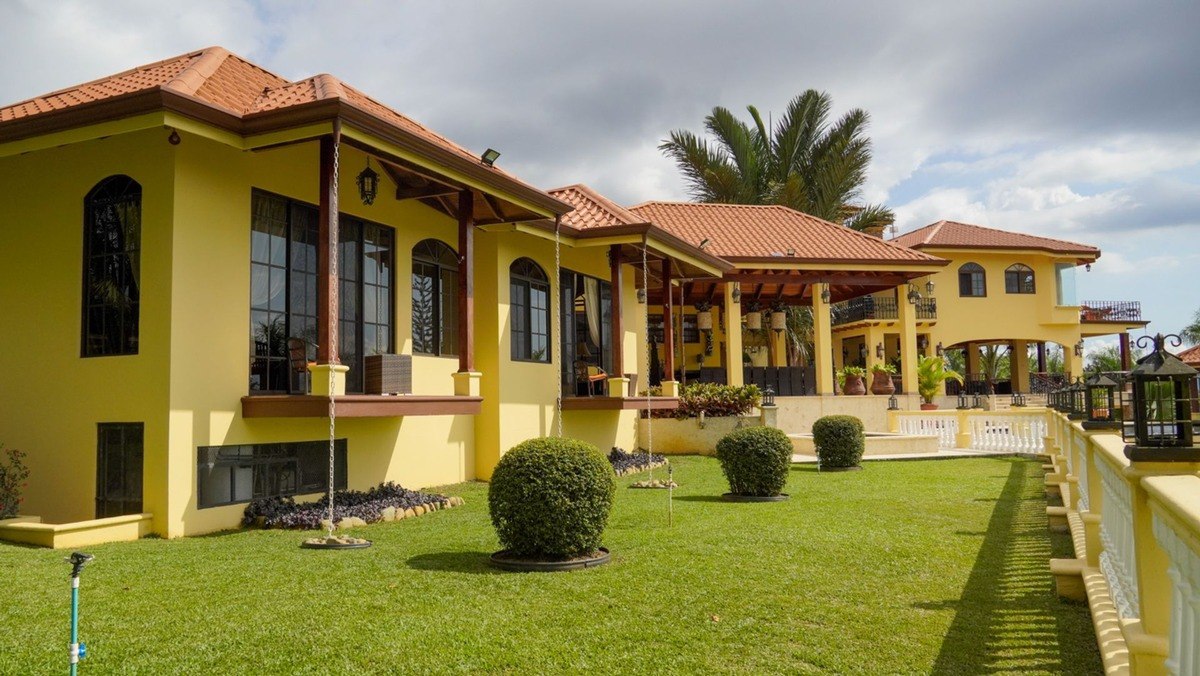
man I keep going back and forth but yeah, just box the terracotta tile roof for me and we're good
[0,46,566,215]
[626,202,944,266]
[892,220,1099,257]
[549,184,647,230]
[1178,344,1200,367]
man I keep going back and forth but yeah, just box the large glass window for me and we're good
[96,423,143,518]
[249,192,394,394]
[1004,264,1035,294]
[958,262,986,297]
[197,439,347,509]
[559,270,613,395]
[83,176,141,357]
[510,258,550,362]
[412,239,458,356]
[1055,263,1077,306]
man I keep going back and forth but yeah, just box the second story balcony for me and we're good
[1079,300,1142,323]
[831,296,936,326]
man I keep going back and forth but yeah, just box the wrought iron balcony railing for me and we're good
[1079,300,1142,323]
[831,296,898,325]
[916,297,937,320]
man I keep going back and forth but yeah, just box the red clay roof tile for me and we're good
[627,202,943,266]
[892,220,1099,256]
[1178,344,1200,367]
[549,184,647,230]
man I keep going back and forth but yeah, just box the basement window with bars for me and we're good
[197,439,347,508]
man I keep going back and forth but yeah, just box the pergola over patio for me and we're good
[627,202,949,394]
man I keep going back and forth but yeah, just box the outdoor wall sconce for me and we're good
[875,342,884,359]
[906,284,921,304]
[1074,340,1084,357]
[1122,333,1198,460]
[731,285,741,304]
[1085,263,1092,272]
[762,386,776,407]
[925,279,935,295]
[887,394,899,410]
[636,288,647,304]
[356,158,380,205]
[820,284,831,304]
[936,342,944,357]
[1082,371,1120,430]
[917,335,929,351]
[480,148,501,166]
[859,344,868,361]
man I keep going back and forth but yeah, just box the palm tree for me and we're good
[660,90,894,233]
[1183,307,1200,345]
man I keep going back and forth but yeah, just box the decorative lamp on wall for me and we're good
[957,392,970,410]
[1122,333,1198,460]
[1011,391,1027,408]
[731,285,741,304]
[820,284,831,304]
[906,284,921,304]
[1074,340,1084,357]
[925,279,935,296]
[936,342,945,357]
[875,342,884,359]
[1083,371,1120,430]
[356,158,380,205]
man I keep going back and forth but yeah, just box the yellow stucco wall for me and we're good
[0,129,175,526]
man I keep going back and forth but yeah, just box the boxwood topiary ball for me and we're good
[812,415,866,468]
[488,437,616,560]
[715,426,793,496]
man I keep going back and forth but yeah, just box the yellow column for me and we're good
[1063,339,1082,379]
[896,286,918,398]
[965,342,980,375]
[813,285,834,395]
[1011,340,1029,393]
[723,285,744,386]
[771,328,788,367]
[832,334,844,372]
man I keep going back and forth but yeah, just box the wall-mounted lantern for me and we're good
[731,285,741,304]
[820,284,831,304]
[906,284,921,304]
[1123,333,1198,460]
[925,279,935,296]
[1074,340,1084,357]
[875,342,884,359]
[957,392,970,410]
[356,158,380,205]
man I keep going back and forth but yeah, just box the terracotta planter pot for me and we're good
[870,371,895,395]
[920,402,939,411]
[842,375,866,396]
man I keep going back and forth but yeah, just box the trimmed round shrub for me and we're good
[715,426,792,496]
[812,415,866,468]
[488,437,616,560]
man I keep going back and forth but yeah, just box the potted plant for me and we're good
[869,363,896,395]
[715,427,792,501]
[695,301,713,332]
[744,302,762,330]
[769,301,787,334]
[917,355,963,410]
[839,366,867,395]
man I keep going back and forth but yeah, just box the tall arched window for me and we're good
[958,262,986,297]
[412,239,458,356]
[1004,264,1035,294]
[510,258,550,362]
[83,175,142,356]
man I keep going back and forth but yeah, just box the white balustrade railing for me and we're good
[968,413,1047,453]
[1073,433,1089,512]
[896,415,957,449]
[1095,452,1139,618]
[1152,508,1200,675]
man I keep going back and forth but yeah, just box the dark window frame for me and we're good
[197,439,347,509]
[411,238,459,357]
[559,269,613,396]
[510,257,551,363]
[958,262,987,297]
[82,175,142,357]
[248,190,395,395]
[96,422,143,518]
[1004,263,1036,294]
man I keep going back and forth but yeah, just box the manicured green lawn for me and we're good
[1,456,1100,674]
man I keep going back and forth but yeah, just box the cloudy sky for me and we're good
[3,1,1198,346]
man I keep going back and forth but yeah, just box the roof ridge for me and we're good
[311,73,345,101]
[556,184,644,224]
[163,46,230,97]
[937,219,1096,250]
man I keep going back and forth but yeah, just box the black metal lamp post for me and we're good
[1123,334,1198,460]
[1068,377,1087,420]
[957,391,969,410]
[1082,371,1120,430]
[887,393,899,410]
[972,392,984,409]
[762,386,776,407]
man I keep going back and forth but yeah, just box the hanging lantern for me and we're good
[925,279,935,295]
[1083,371,1120,430]
[770,303,786,334]
[935,342,944,357]
[356,158,380,205]
[744,304,762,331]
[636,287,647,304]
[695,302,713,332]
[1123,333,1198,460]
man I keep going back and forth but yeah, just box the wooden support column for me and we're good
[660,259,677,396]
[1011,340,1030,393]
[1119,332,1132,371]
[1037,341,1047,373]
[457,190,475,373]
[317,133,340,365]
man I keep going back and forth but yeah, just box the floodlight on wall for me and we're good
[356,158,380,205]
[699,238,711,250]
[480,148,501,166]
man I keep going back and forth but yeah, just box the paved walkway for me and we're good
[792,449,1028,463]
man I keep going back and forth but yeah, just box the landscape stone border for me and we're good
[489,547,611,572]
[721,493,790,502]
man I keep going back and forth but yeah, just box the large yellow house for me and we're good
[0,48,1149,545]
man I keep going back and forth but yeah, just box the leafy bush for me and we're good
[0,446,30,519]
[243,482,449,529]
[870,363,896,374]
[608,447,665,474]
[715,427,792,496]
[488,437,615,559]
[650,383,762,419]
[812,415,866,468]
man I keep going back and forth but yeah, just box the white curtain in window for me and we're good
[584,277,601,349]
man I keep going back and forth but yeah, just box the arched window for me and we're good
[510,258,550,362]
[412,239,458,356]
[1004,263,1035,294]
[958,262,986,297]
[83,175,142,356]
